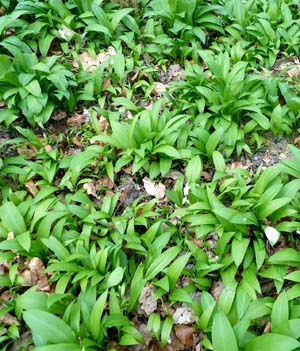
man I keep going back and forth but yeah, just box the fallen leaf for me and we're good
[51,110,67,121]
[139,284,157,316]
[143,177,165,199]
[44,145,52,152]
[21,257,51,291]
[294,135,300,145]
[83,182,98,197]
[153,82,167,95]
[75,46,117,72]
[99,176,114,189]
[58,25,75,40]
[0,313,20,326]
[174,325,196,347]
[210,280,225,301]
[7,232,14,240]
[264,226,280,246]
[99,116,110,132]
[168,64,184,80]
[25,180,38,197]
[67,112,88,126]
[172,305,195,325]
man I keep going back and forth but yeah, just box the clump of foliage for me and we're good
[1,0,300,350]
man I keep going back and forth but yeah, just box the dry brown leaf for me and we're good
[44,145,52,152]
[7,231,14,240]
[139,284,157,316]
[99,116,110,132]
[75,46,117,72]
[25,180,38,197]
[58,25,75,40]
[210,280,225,301]
[21,257,51,291]
[51,110,67,121]
[83,182,98,197]
[99,176,114,189]
[0,313,20,326]
[294,135,300,144]
[174,325,196,347]
[168,64,184,80]
[143,177,165,199]
[286,66,300,79]
[173,305,195,325]
[153,82,167,95]
[67,112,88,126]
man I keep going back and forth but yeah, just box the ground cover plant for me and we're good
[1,0,300,350]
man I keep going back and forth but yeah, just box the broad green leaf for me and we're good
[271,104,282,134]
[16,231,31,252]
[119,334,140,346]
[89,290,108,339]
[245,333,300,351]
[212,312,238,351]
[0,54,11,78]
[34,344,81,351]
[185,156,202,184]
[0,202,26,235]
[85,24,112,37]
[232,237,250,267]
[167,253,191,290]
[269,249,300,267]
[212,151,226,172]
[285,271,300,282]
[145,246,180,281]
[161,316,173,346]
[23,310,77,346]
[271,291,289,334]
[243,299,271,320]
[206,128,224,157]
[218,282,237,315]
[153,144,180,158]
[256,197,292,220]
[111,53,125,80]
[103,267,123,289]
[25,80,42,97]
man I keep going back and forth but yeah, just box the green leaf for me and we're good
[103,267,123,289]
[0,54,11,78]
[285,271,300,282]
[185,156,202,184]
[0,202,26,235]
[23,310,77,346]
[161,317,173,346]
[25,80,42,97]
[89,290,108,339]
[245,333,300,351]
[256,197,292,220]
[16,231,31,252]
[111,53,125,80]
[153,145,180,158]
[212,312,238,351]
[212,151,226,172]
[232,237,250,267]
[85,24,112,37]
[271,291,289,334]
[206,128,224,157]
[269,249,300,267]
[34,344,81,351]
[119,334,140,346]
[167,253,191,290]
[218,282,237,315]
[145,246,180,281]
[271,105,282,134]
